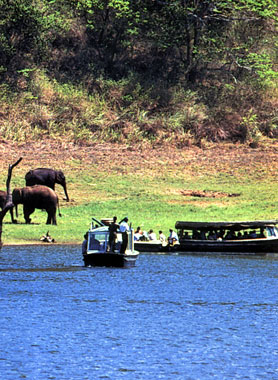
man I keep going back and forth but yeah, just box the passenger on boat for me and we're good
[148,229,157,240]
[182,231,190,239]
[200,230,207,240]
[82,232,88,255]
[249,230,257,238]
[243,231,249,239]
[134,227,143,241]
[224,230,236,240]
[159,231,167,244]
[141,230,149,241]
[108,216,119,252]
[208,231,217,240]
[119,217,130,253]
[237,232,242,239]
[192,229,201,239]
[168,229,179,245]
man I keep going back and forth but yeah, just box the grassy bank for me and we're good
[1,140,278,246]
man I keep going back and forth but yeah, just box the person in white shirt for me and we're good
[119,217,130,253]
[134,226,143,241]
[159,230,167,245]
[168,229,179,245]
[148,229,157,241]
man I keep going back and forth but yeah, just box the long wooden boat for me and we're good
[174,220,278,256]
[83,218,139,268]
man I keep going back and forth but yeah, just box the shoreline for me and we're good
[3,242,80,247]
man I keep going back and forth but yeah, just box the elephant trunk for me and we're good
[63,183,69,202]
[57,197,62,217]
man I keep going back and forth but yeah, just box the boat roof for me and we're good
[89,226,108,233]
[175,220,278,230]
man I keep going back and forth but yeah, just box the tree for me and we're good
[137,0,278,84]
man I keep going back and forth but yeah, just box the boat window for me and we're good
[89,233,108,251]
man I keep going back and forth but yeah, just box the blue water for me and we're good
[0,246,278,380]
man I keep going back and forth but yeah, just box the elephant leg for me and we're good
[23,205,34,224]
[52,211,57,225]
[46,213,51,225]
[10,208,17,224]
[47,209,57,225]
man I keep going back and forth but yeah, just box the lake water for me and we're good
[0,245,278,380]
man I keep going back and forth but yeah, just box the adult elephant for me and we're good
[25,168,69,201]
[12,185,61,225]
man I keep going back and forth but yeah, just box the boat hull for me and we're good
[134,241,164,252]
[83,252,138,268]
[175,238,278,256]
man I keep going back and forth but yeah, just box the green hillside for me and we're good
[1,1,278,147]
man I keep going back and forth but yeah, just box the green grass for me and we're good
[2,165,278,246]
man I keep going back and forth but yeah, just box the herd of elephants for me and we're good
[0,168,69,225]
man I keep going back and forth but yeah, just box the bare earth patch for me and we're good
[181,190,241,198]
[0,139,278,186]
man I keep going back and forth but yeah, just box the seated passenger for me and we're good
[148,229,157,241]
[192,230,201,239]
[249,230,257,238]
[207,231,215,240]
[243,231,249,239]
[168,229,179,245]
[225,230,236,240]
[200,231,206,240]
[183,231,190,239]
[159,231,167,245]
[141,230,149,241]
[134,226,143,241]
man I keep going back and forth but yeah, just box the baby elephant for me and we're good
[0,190,16,223]
[12,185,61,225]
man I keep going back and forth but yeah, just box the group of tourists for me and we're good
[180,228,267,241]
[134,226,179,246]
[82,216,180,255]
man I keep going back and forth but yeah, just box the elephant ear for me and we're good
[56,171,65,182]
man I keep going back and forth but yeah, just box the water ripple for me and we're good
[0,247,278,379]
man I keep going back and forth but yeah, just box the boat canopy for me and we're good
[175,220,278,230]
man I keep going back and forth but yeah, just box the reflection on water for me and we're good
[0,245,278,380]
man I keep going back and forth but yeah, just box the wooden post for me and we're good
[0,157,22,247]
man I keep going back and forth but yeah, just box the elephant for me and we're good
[25,168,69,201]
[0,190,16,223]
[0,190,7,210]
[12,185,61,225]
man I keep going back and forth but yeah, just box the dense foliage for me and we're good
[0,0,278,145]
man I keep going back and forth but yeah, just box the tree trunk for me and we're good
[0,157,22,247]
